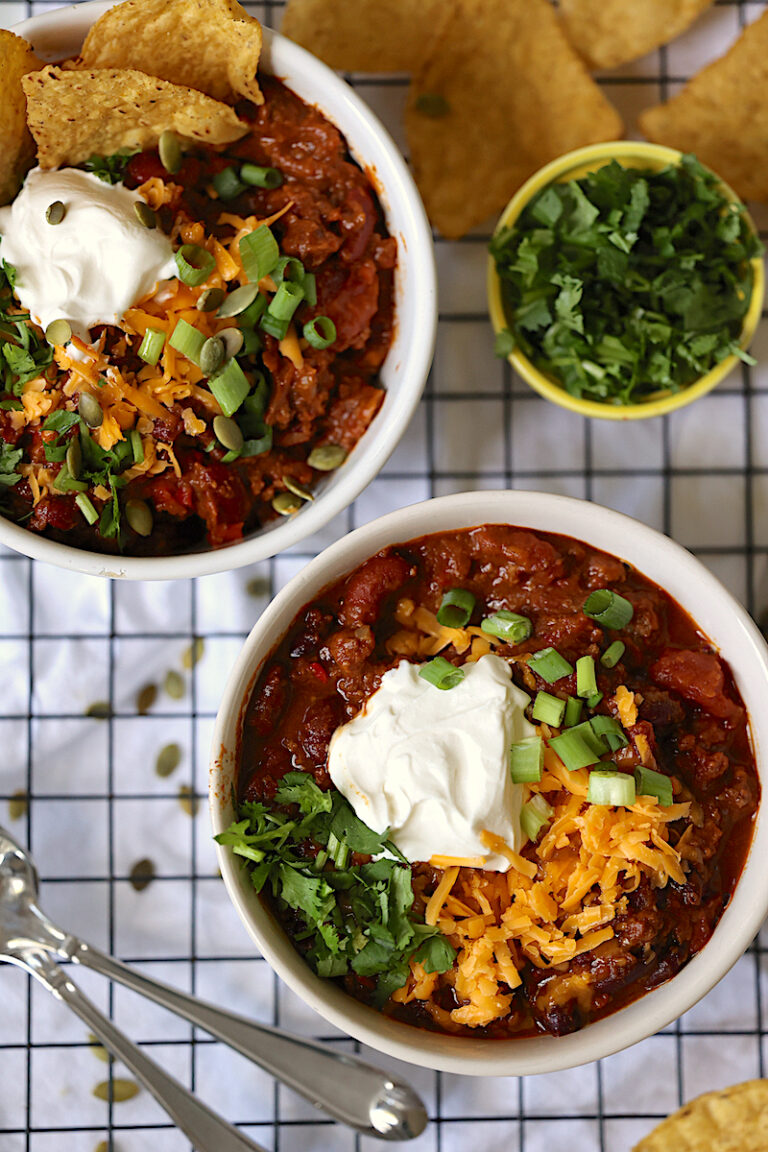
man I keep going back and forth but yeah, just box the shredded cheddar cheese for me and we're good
[389,611,692,1030]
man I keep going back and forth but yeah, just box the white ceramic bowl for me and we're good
[211,489,768,1076]
[5,2,436,579]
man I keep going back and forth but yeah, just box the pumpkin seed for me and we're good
[218,326,244,359]
[66,437,82,479]
[93,1078,140,1103]
[284,476,314,502]
[136,682,157,715]
[164,669,185,699]
[307,444,347,471]
[129,857,155,892]
[178,784,199,817]
[45,318,71,347]
[126,498,153,537]
[213,414,244,454]
[197,286,225,313]
[8,790,27,822]
[200,335,225,376]
[246,576,270,598]
[272,492,303,516]
[159,129,182,174]
[46,200,66,225]
[94,1141,110,1152]
[216,282,259,318]
[133,201,156,229]
[78,392,103,428]
[87,1033,111,1063]
[155,741,181,777]
[414,92,450,117]
[181,637,204,669]
[86,700,112,719]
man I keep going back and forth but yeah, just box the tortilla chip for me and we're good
[633,1079,768,1151]
[639,10,768,203]
[22,66,248,171]
[0,32,43,206]
[282,0,444,72]
[80,0,263,105]
[560,0,714,71]
[404,0,623,239]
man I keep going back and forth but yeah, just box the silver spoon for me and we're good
[0,825,428,1145]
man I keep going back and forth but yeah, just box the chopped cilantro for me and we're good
[0,439,22,488]
[490,154,762,404]
[215,771,457,1003]
[83,150,136,185]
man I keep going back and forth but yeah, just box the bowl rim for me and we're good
[210,488,768,1075]
[487,141,765,423]
[3,0,436,579]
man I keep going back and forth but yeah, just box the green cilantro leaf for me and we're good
[0,438,22,488]
[491,153,763,404]
[83,150,136,185]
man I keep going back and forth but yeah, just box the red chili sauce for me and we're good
[3,77,395,554]
[238,525,759,1038]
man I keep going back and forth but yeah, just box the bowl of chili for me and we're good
[487,142,764,421]
[211,488,768,1076]
[0,1,436,578]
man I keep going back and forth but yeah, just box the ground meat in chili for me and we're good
[1,77,395,556]
[238,525,759,1039]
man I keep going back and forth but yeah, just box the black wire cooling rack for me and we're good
[1,2,768,1150]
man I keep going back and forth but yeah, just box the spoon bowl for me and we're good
[0,824,427,1142]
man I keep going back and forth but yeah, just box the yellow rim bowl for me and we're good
[487,142,765,421]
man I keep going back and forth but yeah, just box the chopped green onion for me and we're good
[509,736,543,783]
[169,318,205,366]
[268,280,304,322]
[589,715,629,753]
[587,769,636,807]
[241,327,263,356]
[521,794,553,842]
[635,765,674,807]
[237,293,267,328]
[213,165,247,200]
[175,244,215,287]
[273,256,305,284]
[586,691,604,709]
[239,224,279,283]
[480,610,532,644]
[531,691,566,727]
[600,640,626,669]
[528,647,574,684]
[240,163,283,189]
[75,492,98,525]
[53,463,87,494]
[138,327,165,366]
[303,315,336,350]
[563,696,583,728]
[576,655,597,699]
[241,424,273,457]
[207,357,250,418]
[418,657,464,691]
[129,428,144,464]
[436,588,476,629]
[549,723,603,771]
[260,311,290,341]
[583,588,634,629]
[327,831,349,869]
[302,272,317,307]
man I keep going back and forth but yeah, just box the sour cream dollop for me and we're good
[0,167,176,340]
[328,654,536,871]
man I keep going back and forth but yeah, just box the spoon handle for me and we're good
[20,949,270,1152]
[70,939,426,1140]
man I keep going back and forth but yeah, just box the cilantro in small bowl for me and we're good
[488,144,764,419]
